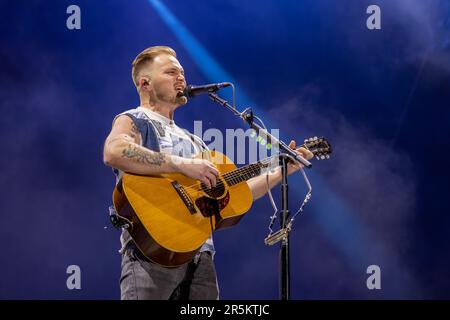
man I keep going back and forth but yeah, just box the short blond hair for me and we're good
[131,46,177,90]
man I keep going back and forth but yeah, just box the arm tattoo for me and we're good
[121,144,165,166]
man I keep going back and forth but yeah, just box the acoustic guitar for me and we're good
[113,137,332,267]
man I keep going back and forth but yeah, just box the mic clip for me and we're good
[241,108,254,125]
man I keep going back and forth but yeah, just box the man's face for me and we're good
[144,54,187,107]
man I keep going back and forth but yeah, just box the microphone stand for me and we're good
[208,92,312,300]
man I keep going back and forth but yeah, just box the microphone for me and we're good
[180,82,231,98]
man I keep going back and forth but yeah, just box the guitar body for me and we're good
[113,150,253,267]
[112,136,332,267]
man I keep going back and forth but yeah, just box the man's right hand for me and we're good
[176,158,219,189]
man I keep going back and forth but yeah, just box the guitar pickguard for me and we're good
[195,191,230,220]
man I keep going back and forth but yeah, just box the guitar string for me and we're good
[180,156,276,194]
[180,142,323,194]
[192,142,317,192]
[198,156,274,189]
[181,160,271,193]
[181,144,321,194]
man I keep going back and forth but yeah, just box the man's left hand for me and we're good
[287,140,314,174]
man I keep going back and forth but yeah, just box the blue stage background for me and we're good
[0,0,449,299]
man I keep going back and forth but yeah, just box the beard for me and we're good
[174,94,188,106]
[152,89,187,107]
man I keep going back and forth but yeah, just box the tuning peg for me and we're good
[326,155,330,159]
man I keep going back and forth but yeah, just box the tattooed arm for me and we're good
[103,115,219,187]
[103,115,174,175]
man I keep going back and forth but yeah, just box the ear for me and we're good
[139,77,150,89]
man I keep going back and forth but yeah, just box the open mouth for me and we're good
[174,83,185,91]
[175,85,185,97]
[175,88,185,98]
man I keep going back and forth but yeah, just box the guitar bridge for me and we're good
[171,181,196,214]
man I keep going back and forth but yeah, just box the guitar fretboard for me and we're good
[222,157,275,186]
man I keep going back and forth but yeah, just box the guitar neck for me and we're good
[222,156,276,187]
[220,144,307,186]
[220,137,330,186]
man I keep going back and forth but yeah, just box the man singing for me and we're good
[103,46,313,299]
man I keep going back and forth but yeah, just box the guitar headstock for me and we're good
[303,136,332,160]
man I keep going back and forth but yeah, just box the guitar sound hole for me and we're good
[201,178,226,199]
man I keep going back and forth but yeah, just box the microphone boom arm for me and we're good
[207,92,312,168]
